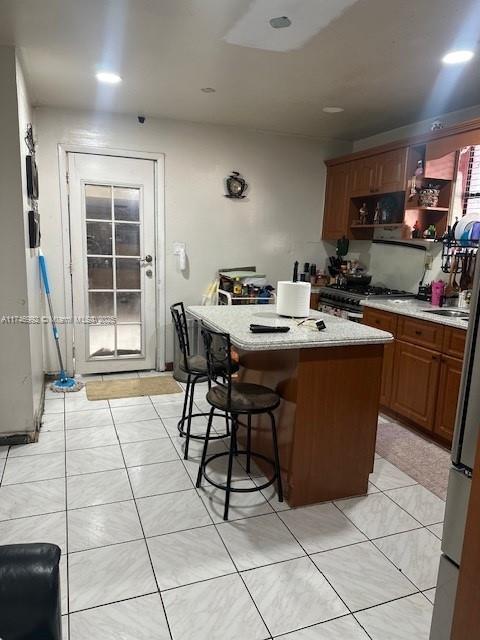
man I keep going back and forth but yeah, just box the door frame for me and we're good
[58,144,166,375]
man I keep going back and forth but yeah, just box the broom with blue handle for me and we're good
[39,252,84,392]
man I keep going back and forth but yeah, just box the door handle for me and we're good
[140,255,153,265]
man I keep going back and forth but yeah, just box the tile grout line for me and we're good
[0,441,11,487]
[28,386,439,637]
[372,483,439,527]
[180,410,374,638]
[345,469,444,592]
[153,399,276,639]
[235,450,437,633]
[273,497,433,635]
[270,612,360,639]
[67,590,160,617]
[106,401,175,640]
[267,508,373,639]
[59,393,71,640]
[330,500,435,596]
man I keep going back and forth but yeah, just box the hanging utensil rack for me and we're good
[441,238,478,273]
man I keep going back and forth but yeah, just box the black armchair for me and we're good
[0,543,62,640]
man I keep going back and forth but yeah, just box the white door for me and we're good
[68,153,157,374]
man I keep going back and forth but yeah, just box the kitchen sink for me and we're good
[424,309,470,318]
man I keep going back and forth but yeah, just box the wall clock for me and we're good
[225,171,248,199]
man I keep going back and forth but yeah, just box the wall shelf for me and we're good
[405,206,449,212]
[351,223,406,229]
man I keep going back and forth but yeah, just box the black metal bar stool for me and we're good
[196,325,283,520]
[170,302,236,459]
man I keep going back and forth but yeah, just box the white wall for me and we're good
[16,57,44,415]
[35,107,351,369]
[0,47,42,436]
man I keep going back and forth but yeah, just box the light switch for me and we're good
[173,242,187,271]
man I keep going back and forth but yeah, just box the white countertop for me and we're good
[187,305,393,351]
[363,298,469,330]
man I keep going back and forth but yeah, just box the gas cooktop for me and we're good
[318,284,415,313]
[325,284,414,298]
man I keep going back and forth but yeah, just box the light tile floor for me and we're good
[0,372,444,640]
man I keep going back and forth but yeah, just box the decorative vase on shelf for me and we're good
[419,185,440,208]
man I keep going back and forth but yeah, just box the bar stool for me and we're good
[170,302,236,459]
[196,326,283,520]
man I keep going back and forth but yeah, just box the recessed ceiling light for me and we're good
[201,87,216,93]
[96,71,122,84]
[323,106,344,113]
[442,50,474,65]
[269,16,292,29]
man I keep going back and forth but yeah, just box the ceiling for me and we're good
[1,0,479,141]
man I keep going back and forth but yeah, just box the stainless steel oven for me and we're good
[317,284,415,322]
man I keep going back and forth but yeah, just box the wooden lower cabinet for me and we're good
[363,308,465,445]
[363,308,397,406]
[380,342,395,407]
[434,355,463,441]
[391,340,440,432]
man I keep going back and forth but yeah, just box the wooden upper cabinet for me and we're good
[376,148,408,194]
[435,355,463,442]
[391,340,441,431]
[350,157,376,197]
[349,148,408,197]
[322,163,351,240]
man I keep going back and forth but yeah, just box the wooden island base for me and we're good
[237,344,384,507]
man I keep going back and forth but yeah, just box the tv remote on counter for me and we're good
[249,324,290,334]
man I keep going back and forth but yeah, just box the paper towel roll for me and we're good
[277,281,311,318]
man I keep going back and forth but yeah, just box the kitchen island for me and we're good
[187,305,393,507]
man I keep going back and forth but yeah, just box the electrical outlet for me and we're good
[424,253,433,270]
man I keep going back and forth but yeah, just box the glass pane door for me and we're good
[84,184,143,359]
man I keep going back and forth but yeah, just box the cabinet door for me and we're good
[391,340,440,431]
[434,355,463,443]
[443,327,466,359]
[375,148,407,194]
[322,163,351,240]
[363,308,397,407]
[350,157,376,197]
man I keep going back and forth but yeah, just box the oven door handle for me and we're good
[346,311,363,322]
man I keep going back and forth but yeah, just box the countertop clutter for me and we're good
[187,304,393,351]
[363,298,469,330]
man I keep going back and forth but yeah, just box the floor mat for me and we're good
[376,417,450,500]
[86,376,183,401]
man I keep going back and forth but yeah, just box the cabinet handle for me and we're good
[415,330,422,336]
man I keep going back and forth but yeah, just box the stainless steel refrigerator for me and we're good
[430,255,480,639]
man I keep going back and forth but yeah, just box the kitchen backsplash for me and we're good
[345,241,444,292]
